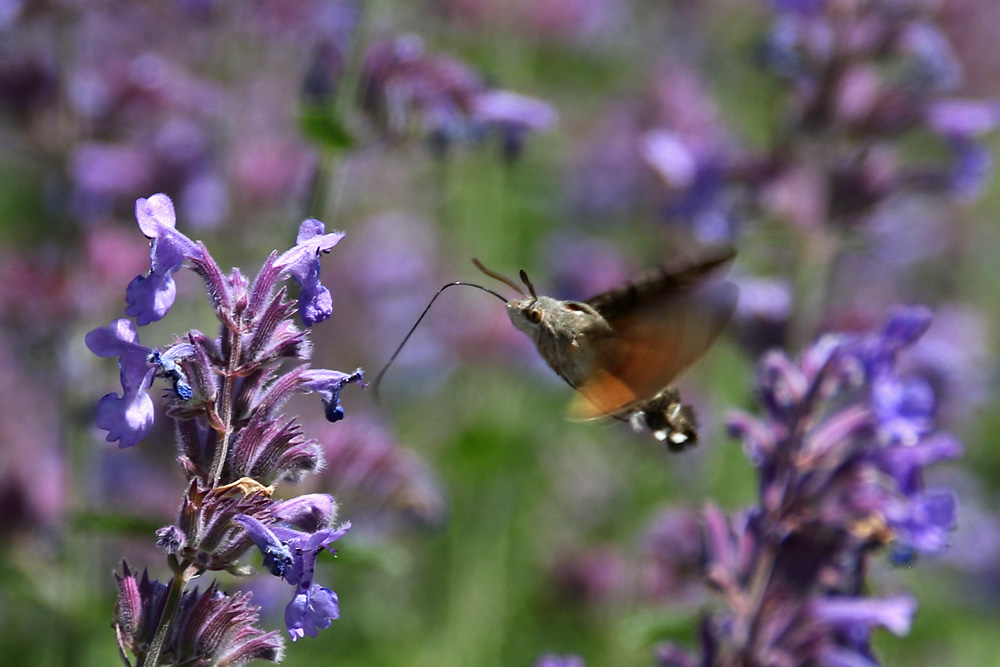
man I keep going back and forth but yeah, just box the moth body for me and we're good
[506,296,611,389]
[503,247,738,446]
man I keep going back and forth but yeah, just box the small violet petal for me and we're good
[127,194,201,326]
[298,276,333,327]
[881,306,933,352]
[299,368,364,423]
[274,219,344,327]
[285,585,339,641]
[87,320,156,448]
[96,386,155,448]
[135,193,177,238]
[812,595,917,637]
[125,273,177,327]
[85,318,144,356]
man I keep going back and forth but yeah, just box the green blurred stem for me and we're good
[306,1,369,221]
[789,225,841,351]
[308,151,338,220]
[498,161,520,263]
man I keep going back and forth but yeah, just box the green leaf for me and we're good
[299,107,356,151]
[69,510,162,537]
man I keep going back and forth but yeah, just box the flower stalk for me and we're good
[659,308,962,666]
[91,194,361,665]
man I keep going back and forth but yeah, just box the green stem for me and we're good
[308,151,338,221]
[137,565,191,667]
[305,0,370,222]
[209,324,241,487]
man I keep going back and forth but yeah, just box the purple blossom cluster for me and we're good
[360,34,556,159]
[113,562,284,666]
[568,65,735,239]
[602,1,998,234]
[87,194,361,665]
[567,1,999,356]
[657,307,962,666]
[755,0,1000,209]
[433,0,623,44]
[0,1,356,226]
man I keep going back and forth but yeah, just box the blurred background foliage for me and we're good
[1,0,999,665]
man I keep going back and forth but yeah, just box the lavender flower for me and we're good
[659,308,961,666]
[925,99,1000,201]
[233,512,351,640]
[470,89,558,160]
[89,193,361,665]
[639,507,705,604]
[567,66,737,240]
[754,0,1000,219]
[274,219,345,327]
[85,319,157,448]
[359,34,556,158]
[126,194,203,326]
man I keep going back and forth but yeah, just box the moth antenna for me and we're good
[471,257,526,296]
[371,281,509,404]
[519,269,537,299]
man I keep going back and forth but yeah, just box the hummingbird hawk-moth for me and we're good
[372,247,738,449]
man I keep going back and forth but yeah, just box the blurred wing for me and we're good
[584,246,735,320]
[571,279,738,418]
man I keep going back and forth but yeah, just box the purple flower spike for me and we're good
[699,308,963,665]
[274,219,345,326]
[299,368,364,423]
[86,319,157,448]
[126,194,203,325]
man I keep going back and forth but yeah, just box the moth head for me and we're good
[507,296,547,334]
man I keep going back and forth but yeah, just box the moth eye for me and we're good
[526,308,543,324]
